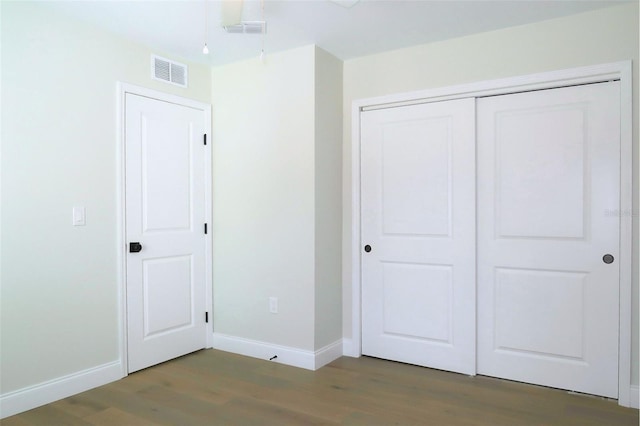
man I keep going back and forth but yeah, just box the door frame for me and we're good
[349,61,634,407]
[116,82,214,376]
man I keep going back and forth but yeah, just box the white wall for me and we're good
[0,0,211,399]
[211,45,343,353]
[2,0,637,416]
[342,2,639,387]
[211,46,317,350]
[314,47,343,349]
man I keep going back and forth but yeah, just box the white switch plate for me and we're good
[269,297,278,314]
[72,206,86,226]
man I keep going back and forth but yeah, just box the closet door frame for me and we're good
[349,61,633,407]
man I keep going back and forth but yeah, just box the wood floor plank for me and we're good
[0,415,33,426]
[49,395,109,419]
[136,363,234,405]
[3,349,638,425]
[68,386,202,425]
[7,405,92,426]
[217,397,340,426]
[83,408,160,426]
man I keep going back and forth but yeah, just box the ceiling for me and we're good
[42,0,631,67]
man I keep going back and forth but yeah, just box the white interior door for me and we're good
[125,93,208,373]
[361,99,476,375]
[477,82,620,398]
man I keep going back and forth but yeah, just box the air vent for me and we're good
[223,21,266,34]
[151,55,188,88]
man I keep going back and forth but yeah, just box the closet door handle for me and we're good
[602,254,614,264]
[364,245,372,253]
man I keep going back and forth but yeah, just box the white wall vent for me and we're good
[224,21,266,34]
[151,55,188,88]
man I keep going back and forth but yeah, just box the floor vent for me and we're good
[152,55,188,88]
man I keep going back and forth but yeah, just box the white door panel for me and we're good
[126,94,207,373]
[361,99,476,375]
[477,82,620,398]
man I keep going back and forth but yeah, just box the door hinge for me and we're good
[204,134,207,146]
[204,223,208,234]
[205,312,209,323]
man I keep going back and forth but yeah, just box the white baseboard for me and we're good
[212,333,342,371]
[628,385,639,409]
[314,340,343,369]
[0,361,123,419]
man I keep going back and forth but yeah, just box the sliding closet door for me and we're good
[476,82,620,398]
[361,99,476,375]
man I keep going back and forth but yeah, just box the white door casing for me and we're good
[360,99,476,375]
[124,91,210,373]
[476,82,620,398]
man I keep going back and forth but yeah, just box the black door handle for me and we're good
[603,254,614,264]
[364,245,372,253]
[129,242,142,253]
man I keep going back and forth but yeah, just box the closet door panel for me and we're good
[361,99,476,375]
[477,82,620,398]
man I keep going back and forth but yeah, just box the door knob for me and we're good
[364,245,372,253]
[129,242,142,253]
[602,254,614,264]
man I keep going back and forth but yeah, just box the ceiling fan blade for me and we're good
[221,0,244,27]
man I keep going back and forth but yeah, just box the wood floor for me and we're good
[2,349,638,425]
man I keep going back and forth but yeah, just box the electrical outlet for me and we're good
[269,297,278,314]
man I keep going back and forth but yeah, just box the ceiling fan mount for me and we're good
[220,0,361,31]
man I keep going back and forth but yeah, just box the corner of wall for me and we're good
[313,47,344,350]
[628,385,639,409]
[212,333,342,371]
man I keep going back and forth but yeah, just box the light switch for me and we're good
[72,206,86,226]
